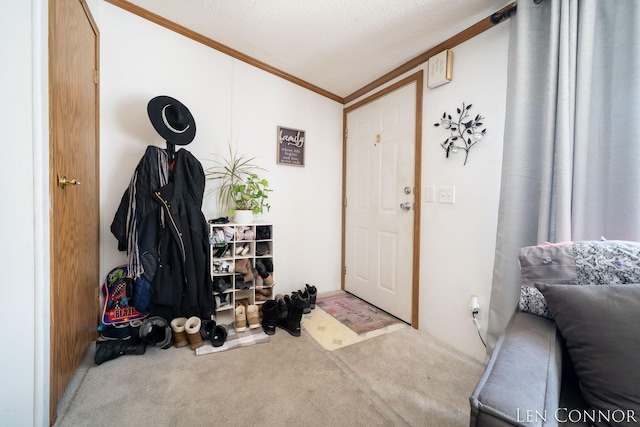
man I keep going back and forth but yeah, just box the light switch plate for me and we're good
[438,186,455,204]
[425,186,435,202]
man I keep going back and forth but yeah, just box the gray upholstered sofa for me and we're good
[469,240,640,427]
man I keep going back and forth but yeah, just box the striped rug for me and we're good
[316,292,402,335]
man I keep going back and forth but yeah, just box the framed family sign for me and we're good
[277,126,305,167]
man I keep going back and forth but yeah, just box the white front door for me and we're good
[344,79,419,324]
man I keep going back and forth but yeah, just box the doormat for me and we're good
[316,293,401,335]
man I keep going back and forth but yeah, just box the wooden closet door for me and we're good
[49,0,100,423]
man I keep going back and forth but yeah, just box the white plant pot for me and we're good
[233,209,254,224]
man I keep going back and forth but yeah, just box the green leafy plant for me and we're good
[205,143,271,216]
[229,173,272,216]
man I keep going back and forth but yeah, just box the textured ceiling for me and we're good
[125,0,512,98]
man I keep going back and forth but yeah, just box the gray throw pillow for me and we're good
[535,283,640,427]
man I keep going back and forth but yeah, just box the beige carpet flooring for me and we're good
[332,327,483,426]
[54,306,484,427]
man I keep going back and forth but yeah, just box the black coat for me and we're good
[111,145,214,321]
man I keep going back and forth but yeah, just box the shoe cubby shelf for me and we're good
[208,222,274,325]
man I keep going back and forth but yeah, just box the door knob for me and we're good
[58,175,81,188]
[400,202,412,211]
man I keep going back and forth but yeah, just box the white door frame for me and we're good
[341,70,423,328]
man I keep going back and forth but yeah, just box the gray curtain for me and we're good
[487,0,640,350]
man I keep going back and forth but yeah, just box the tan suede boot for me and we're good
[256,287,273,297]
[247,305,260,329]
[185,316,203,350]
[170,317,189,348]
[235,305,248,332]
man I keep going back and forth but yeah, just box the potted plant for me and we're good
[205,144,272,223]
[228,173,272,223]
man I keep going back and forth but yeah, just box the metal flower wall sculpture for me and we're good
[434,102,487,165]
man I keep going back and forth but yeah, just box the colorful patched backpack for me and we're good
[101,265,148,325]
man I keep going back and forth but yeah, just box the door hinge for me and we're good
[344,128,348,140]
[343,265,347,275]
[94,69,99,84]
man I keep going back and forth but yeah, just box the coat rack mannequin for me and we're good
[112,95,214,329]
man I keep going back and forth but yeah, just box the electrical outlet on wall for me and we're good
[438,186,456,203]
[470,294,480,313]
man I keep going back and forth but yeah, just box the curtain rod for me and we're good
[489,0,543,25]
[490,5,517,24]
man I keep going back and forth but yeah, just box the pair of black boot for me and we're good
[292,284,317,314]
[95,338,146,365]
[260,284,317,337]
[261,294,304,337]
[95,321,147,365]
[94,316,173,365]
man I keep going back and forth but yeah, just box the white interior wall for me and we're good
[346,22,509,362]
[420,24,509,361]
[99,2,344,297]
[1,3,37,424]
[1,1,49,425]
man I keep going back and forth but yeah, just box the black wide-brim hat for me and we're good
[147,95,196,146]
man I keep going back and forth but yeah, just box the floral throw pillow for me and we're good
[574,241,640,285]
[519,284,553,319]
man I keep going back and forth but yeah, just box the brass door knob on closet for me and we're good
[58,175,81,188]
